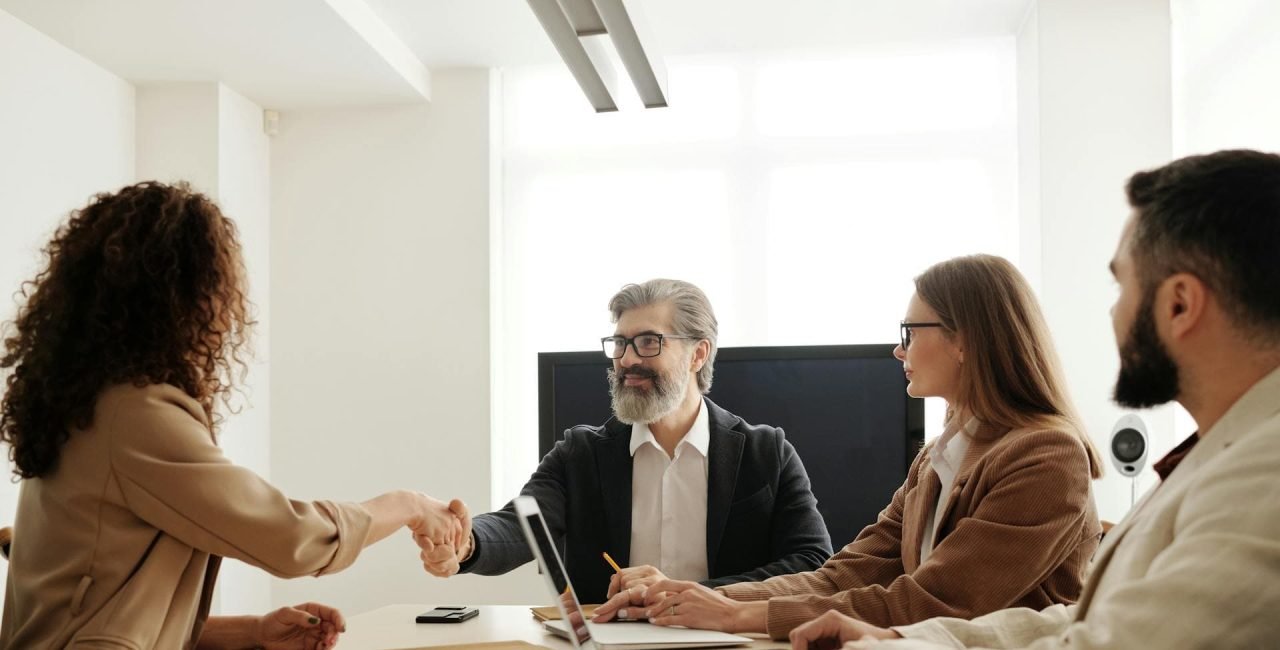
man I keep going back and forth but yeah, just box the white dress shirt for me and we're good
[919,416,977,563]
[628,398,710,582]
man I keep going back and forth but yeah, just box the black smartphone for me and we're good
[416,606,480,623]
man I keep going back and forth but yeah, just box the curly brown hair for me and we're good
[1,181,254,478]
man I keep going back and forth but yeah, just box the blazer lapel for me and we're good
[1073,494,1144,617]
[1076,423,1243,619]
[1078,372,1280,620]
[594,423,635,564]
[705,402,744,572]
[929,428,1000,549]
[900,462,938,572]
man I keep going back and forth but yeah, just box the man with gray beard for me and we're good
[422,279,832,604]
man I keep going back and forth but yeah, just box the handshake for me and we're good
[406,493,475,577]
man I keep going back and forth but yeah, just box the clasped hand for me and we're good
[593,579,745,632]
[606,564,669,599]
[412,497,473,576]
[593,581,899,647]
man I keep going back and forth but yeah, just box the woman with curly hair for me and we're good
[0,182,468,649]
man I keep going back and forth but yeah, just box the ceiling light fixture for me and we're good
[526,0,668,112]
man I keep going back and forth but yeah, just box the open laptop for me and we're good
[513,496,752,650]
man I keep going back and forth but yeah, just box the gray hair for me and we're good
[608,279,718,393]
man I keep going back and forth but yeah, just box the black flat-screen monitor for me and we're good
[537,344,925,548]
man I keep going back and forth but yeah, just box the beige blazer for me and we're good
[719,423,1101,639]
[883,367,1280,649]
[1,384,373,649]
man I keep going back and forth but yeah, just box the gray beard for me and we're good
[608,366,690,424]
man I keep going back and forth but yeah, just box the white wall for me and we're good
[1015,3,1042,293]
[1172,0,1280,155]
[269,68,544,612]
[135,84,220,193]
[213,82,273,484]
[134,81,275,615]
[213,83,275,616]
[0,7,135,335]
[1018,0,1175,523]
[1021,0,1280,521]
[0,6,136,610]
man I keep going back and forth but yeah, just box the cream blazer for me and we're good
[868,366,1280,649]
[1,384,373,649]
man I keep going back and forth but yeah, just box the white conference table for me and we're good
[341,605,787,650]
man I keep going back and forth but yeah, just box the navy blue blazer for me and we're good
[460,398,833,603]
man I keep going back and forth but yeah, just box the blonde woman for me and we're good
[594,255,1102,640]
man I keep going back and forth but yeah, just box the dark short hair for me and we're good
[1126,149,1280,341]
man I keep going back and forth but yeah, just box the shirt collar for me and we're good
[931,415,980,459]
[1152,432,1199,481]
[629,398,710,457]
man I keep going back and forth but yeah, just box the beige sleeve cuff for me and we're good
[891,619,963,644]
[717,581,775,602]
[312,500,374,576]
[763,598,827,640]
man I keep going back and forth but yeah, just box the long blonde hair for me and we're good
[915,254,1102,478]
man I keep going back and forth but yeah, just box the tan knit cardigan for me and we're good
[718,424,1101,639]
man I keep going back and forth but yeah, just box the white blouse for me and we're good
[920,416,978,562]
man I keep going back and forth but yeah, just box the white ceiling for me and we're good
[1,0,1031,109]
[366,0,1032,66]
[0,0,428,109]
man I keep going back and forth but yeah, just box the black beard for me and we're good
[1113,292,1181,408]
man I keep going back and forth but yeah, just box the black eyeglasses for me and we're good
[900,321,945,350]
[601,333,698,359]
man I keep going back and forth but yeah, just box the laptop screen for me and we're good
[523,505,594,648]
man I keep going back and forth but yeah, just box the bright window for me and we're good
[494,40,1017,505]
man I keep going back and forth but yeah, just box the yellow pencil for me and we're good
[602,551,623,573]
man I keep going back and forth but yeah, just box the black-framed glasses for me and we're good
[900,321,945,350]
[601,333,698,359]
